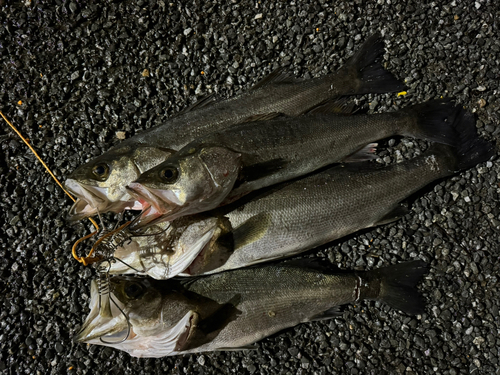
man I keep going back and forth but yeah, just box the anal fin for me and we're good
[374,203,409,226]
[310,306,343,321]
[214,345,258,351]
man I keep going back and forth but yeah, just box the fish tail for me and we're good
[400,98,461,146]
[357,260,428,315]
[343,33,406,94]
[452,109,496,171]
[423,108,495,173]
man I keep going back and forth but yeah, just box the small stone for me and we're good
[478,98,486,108]
[255,13,262,19]
[142,69,150,77]
[116,131,126,140]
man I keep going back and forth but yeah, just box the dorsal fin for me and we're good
[177,94,217,115]
[249,68,299,91]
[241,112,284,123]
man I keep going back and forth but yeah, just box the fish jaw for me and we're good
[74,281,129,343]
[127,183,184,229]
[65,179,145,220]
[108,220,218,279]
[147,226,217,279]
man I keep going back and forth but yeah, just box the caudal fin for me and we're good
[424,108,496,173]
[402,99,461,145]
[345,33,406,94]
[364,260,428,315]
[452,109,496,171]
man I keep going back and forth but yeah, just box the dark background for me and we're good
[1,0,499,374]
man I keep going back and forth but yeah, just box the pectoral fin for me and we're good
[342,143,378,163]
[239,158,288,183]
[233,212,272,250]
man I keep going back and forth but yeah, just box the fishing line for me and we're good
[0,109,101,264]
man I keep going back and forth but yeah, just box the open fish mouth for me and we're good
[75,279,195,357]
[127,183,182,229]
[73,280,129,344]
[65,179,144,220]
[65,179,108,220]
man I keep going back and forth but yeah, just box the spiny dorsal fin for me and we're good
[177,94,217,116]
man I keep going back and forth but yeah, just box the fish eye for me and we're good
[92,163,110,181]
[160,166,179,183]
[124,282,145,299]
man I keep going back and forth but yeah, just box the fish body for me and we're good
[129,99,461,227]
[75,261,428,357]
[107,110,494,278]
[65,33,405,220]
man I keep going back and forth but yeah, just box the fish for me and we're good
[74,260,428,357]
[106,109,494,278]
[65,33,405,220]
[128,99,462,228]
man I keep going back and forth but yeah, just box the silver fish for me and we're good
[128,99,461,227]
[65,33,405,220]
[74,260,428,357]
[107,110,493,278]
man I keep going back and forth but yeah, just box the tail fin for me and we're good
[402,99,461,146]
[344,33,406,94]
[452,109,496,171]
[419,107,495,174]
[362,260,428,315]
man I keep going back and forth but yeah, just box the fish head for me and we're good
[74,277,199,357]
[66,145,174,220]
[74,277,161,342]
[128,146,241,228]
[108,217,221,279]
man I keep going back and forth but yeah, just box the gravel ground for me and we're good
[1,1,500,374]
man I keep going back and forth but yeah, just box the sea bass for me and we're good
[65,33,405,220]
[128,99,461,228]
[74,260,428,357]
[106,110,493,279]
